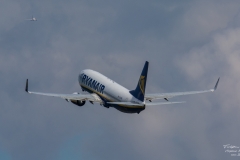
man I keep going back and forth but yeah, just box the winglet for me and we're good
[214,77,220,91]
[25,79,29,93]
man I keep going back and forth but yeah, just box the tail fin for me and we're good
[130,61,149,102]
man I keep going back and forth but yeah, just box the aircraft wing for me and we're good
[145,78,220,101]
[25,79,98,102]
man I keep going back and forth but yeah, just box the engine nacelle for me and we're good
[70,100,86,107]
[69,92,86,107]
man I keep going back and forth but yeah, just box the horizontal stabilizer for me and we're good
[107,102,145,106]
[146,101,185,106]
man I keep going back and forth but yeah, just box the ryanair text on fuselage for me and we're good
[81,74,105,94]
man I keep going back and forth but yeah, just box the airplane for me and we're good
[26,16,37,21]
[25,61,220,114]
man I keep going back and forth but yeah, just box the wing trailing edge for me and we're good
[146,101,185,106]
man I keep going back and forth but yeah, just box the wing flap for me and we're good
[146,101,185,106]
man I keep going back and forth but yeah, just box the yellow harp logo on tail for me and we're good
[139,76,145,94]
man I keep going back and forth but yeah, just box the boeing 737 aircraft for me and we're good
[26,16,37,21]
[25,61,219,114]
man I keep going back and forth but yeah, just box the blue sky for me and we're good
[0,0,240,159]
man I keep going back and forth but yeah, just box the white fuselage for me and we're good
[78,69,144,113]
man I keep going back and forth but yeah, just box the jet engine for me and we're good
[69,92,86,107]
[70,100,86,106]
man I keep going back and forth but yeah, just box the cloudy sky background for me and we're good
[0,0,240,159]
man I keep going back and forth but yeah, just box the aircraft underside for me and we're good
[112,105,145,114]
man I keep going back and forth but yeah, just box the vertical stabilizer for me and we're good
[130,61,149,102]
